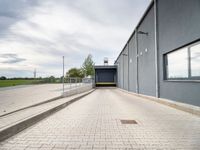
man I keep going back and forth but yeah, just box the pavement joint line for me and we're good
[0,89,95,142]
[118,88,200,117]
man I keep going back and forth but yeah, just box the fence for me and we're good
[62,77,94,97]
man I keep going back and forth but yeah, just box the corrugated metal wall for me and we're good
[119,55,124,88]
[137,5,156,97]
[157,0,200,106]
[115,0,200,106]
[123,45,129,91]
[128,35,137,93]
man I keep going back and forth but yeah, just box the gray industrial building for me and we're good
[115,0,200,106]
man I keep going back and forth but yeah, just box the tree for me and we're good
[49,76,56,83]
[42,76,56,83]
[81,54,95,77]
[0,76,7,80]
[66,68,84,78]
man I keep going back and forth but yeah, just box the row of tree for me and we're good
[0,76,7,80]
[66,54,95,78]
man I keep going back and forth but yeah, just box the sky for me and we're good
[0,0,150,78]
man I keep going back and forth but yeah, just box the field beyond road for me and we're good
[0,80,42,87]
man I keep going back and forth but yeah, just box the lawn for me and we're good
[0,80,42,87]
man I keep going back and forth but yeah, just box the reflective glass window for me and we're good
[167,48,188,78]
[190,43,200,77]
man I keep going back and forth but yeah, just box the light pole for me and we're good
[62,56,65,94]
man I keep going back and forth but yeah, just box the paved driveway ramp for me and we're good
[0,88,199,149]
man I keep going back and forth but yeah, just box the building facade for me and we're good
[115,0,200,106]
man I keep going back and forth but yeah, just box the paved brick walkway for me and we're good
[0,88,200,149]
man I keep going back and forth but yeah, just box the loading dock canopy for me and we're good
[94,65,117,86]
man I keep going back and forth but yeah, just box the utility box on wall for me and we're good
[94,65,117,87]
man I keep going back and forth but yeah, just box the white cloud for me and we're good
[0,0,150,78]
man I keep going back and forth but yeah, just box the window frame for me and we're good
[164,39,200,81]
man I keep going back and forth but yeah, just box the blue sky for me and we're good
[0,0,150,78]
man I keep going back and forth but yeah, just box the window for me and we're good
[167,48,188,78]
[165,41,200,80]
[191,44,200,77]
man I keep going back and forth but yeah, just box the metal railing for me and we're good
[63,77,94,91]
[62,77,94,96]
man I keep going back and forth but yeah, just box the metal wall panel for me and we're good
[118,55,124,89]
[117,59,121,88]
[123,46,129,90]
[115,0,200,106]
[137,5,156,96]
[128,35,137,92]
[158,0,200,106]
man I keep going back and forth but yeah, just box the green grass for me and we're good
[0,80,42,87]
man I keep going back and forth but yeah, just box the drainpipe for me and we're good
[154,0,160,98]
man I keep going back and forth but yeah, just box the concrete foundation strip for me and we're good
[0,89,95,142]
[118,88,200,117]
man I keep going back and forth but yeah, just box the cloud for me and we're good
[0,0,39,34]
[0,53,26,64]
[0,0,151,78]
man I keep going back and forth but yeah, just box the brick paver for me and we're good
[0,88,200,149]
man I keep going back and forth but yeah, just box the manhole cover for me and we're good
[120,119,137,124]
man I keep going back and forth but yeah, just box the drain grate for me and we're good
[120,119,137,124]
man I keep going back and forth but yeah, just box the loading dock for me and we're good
[94,65,117,86]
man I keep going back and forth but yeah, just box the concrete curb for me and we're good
[0,89,95,142]
[118,88,200,117]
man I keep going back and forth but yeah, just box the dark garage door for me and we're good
[97,70,114,82]
[95,68,117,86]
